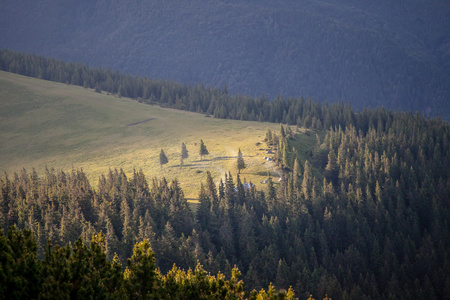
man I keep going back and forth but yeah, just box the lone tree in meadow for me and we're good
[181,143,189,159]
[159,149,168,166]
[199,140,209,160]
[237,148,246,174]
[180,142,189,168]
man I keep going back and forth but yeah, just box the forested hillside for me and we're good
[2,108,449,298]
[1,0,449,118]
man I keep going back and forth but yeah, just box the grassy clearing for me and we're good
[0,71,319,200]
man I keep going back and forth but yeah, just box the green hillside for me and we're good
[0,71,315,199]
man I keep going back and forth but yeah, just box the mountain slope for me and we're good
[0,70,292,198]
[1,0,449,117]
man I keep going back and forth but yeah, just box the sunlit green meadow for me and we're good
[0,71,319,200]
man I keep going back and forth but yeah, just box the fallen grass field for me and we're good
[0,71,318,200]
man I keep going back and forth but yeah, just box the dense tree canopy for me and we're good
[1,227,295,299]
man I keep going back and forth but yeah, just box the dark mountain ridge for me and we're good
[1,0,449,118]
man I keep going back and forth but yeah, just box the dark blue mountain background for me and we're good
[1,0,449,118]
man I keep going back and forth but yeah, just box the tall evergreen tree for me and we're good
[281,141,290,169]
[199,140,209,160]
[237,149,246,174]
[265,129,273,145]
[181,142,189,160]
[205,171,218,205]
[280,124,286,138]
[302,160,312,201]
[124,238,160,298]
[292,157,301,190]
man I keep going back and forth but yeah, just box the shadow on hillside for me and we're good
[173,163,207,168]
[173,164,193,168]
[213,156,234,161]
[256,171,280,177]
[191,159,211,163]
[126,118,155,126]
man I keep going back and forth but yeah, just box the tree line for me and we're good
[0,48,406,129]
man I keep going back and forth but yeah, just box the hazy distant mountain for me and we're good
[1,0,449,118]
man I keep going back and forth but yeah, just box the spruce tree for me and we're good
[199,140,209,160]
[180,143,188,168]
[325,149,338,185]
[205,171,218,205]
[280,124,286,138]
[237,149,246,174]
[159,149,168,166]
[281,141,290,169]
[265,129,273,145]
[292,157,301,189]
[124,238,159,298]
[181,142,189,160]
[302,160,312,200]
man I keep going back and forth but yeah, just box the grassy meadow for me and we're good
[0,71,318,200]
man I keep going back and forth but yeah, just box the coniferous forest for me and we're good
[1,50,450,299]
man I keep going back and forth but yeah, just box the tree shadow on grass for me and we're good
[190,156,236,164]
[213,156,234,161]
[173,161,209,168]
[173,164,194,168]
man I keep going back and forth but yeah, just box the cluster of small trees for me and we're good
[160,142,246,176]
[159,141,209,167]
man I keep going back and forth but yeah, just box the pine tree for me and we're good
[281,141,290,169]
[1,226,41,299]
[205,171,218,205]
[105,218,120,260]
[302,160,312,200]
[199,140,209,160]
[181,142,189,160]
[292,157,302,189]
[280,124,286,138]
[325,149,338,186]
[196,184,211,231]
[237,149,246,174]
[267,177,276,208]
[159,149,168,166]
[265,129,273,145]
[124,238,160,298]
